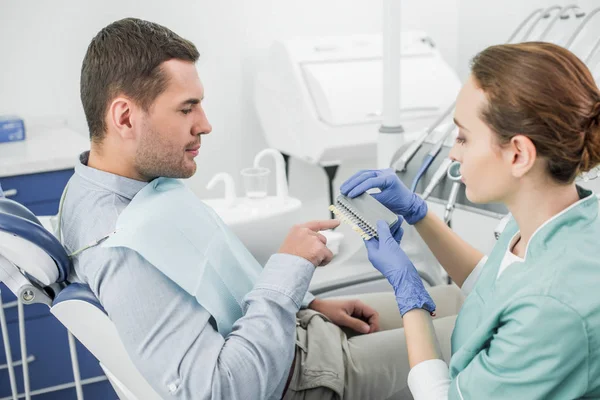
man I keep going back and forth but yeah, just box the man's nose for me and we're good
[193,115,212,136]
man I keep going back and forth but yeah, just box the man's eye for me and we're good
[181,109,192,115]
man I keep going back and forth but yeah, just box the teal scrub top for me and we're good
[448,187,600,399]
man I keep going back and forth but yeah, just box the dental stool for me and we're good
[0,198,161,400]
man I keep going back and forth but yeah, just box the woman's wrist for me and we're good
[404,194,428,225]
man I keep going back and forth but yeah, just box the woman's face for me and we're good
[449,75,515,204]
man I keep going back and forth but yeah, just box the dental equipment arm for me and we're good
[444,181,461,225]
[522,5,563,41]
[409,126,455,193]
[393,106,454,172]
[421,158,453,200]
[579,10,600,64]
[506,8,544,43]
[565,6,600,49]
[538,4,585,41]
[584,37,600,64]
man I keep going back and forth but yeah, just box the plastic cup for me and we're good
[241,167,270,199]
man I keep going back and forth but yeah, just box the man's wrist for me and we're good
[301,291,316,309]
[307,297,322,310]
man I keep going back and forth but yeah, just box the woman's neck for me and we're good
[505,181,579,257]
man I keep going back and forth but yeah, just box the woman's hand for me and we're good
[340,168,428,225]
[365,221,436,316]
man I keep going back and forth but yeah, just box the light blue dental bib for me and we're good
[102,177,262,336]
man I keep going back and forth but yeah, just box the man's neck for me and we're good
[505,180,579,256]
[88,146,148,182]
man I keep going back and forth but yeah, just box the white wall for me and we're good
[0,0,457,221]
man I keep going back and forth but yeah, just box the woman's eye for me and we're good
[455,137,466,145]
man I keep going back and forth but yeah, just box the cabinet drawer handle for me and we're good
[3,189,17,197]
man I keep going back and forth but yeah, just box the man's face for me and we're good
[134,59,212,180]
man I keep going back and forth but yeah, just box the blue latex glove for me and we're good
[365,220,436,317]
[340,168,428,225]
[389,215,405,243]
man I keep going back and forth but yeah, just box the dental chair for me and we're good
[0,197,161,400]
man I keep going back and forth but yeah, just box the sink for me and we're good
[203,196,304,266]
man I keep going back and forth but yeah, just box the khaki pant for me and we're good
[283,285,464,400]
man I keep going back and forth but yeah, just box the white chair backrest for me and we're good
[51,298,162,400]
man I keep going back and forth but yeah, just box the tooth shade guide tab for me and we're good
[329,204,375,240]
[329,193,399,240]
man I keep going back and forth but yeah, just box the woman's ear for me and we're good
[505,134,537,178]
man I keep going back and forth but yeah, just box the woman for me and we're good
[341,42,600,399]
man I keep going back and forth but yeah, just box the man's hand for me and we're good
[308,298,380,334]
[278,220,340,267]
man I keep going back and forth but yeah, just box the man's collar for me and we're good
[75,151,148,200]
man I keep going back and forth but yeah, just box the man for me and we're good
[61,18,461,399]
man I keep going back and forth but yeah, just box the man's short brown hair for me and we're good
[80,18,200,142]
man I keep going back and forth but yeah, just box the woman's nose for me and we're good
[448,144,461,162]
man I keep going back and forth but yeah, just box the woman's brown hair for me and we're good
[471,42,600,183]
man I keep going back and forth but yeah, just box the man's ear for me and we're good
[107,97,137,140]
[504,134,537,178]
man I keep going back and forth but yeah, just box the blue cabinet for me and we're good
[0,168,117,399]
[0,312,116,400]
[0,169,74,216]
